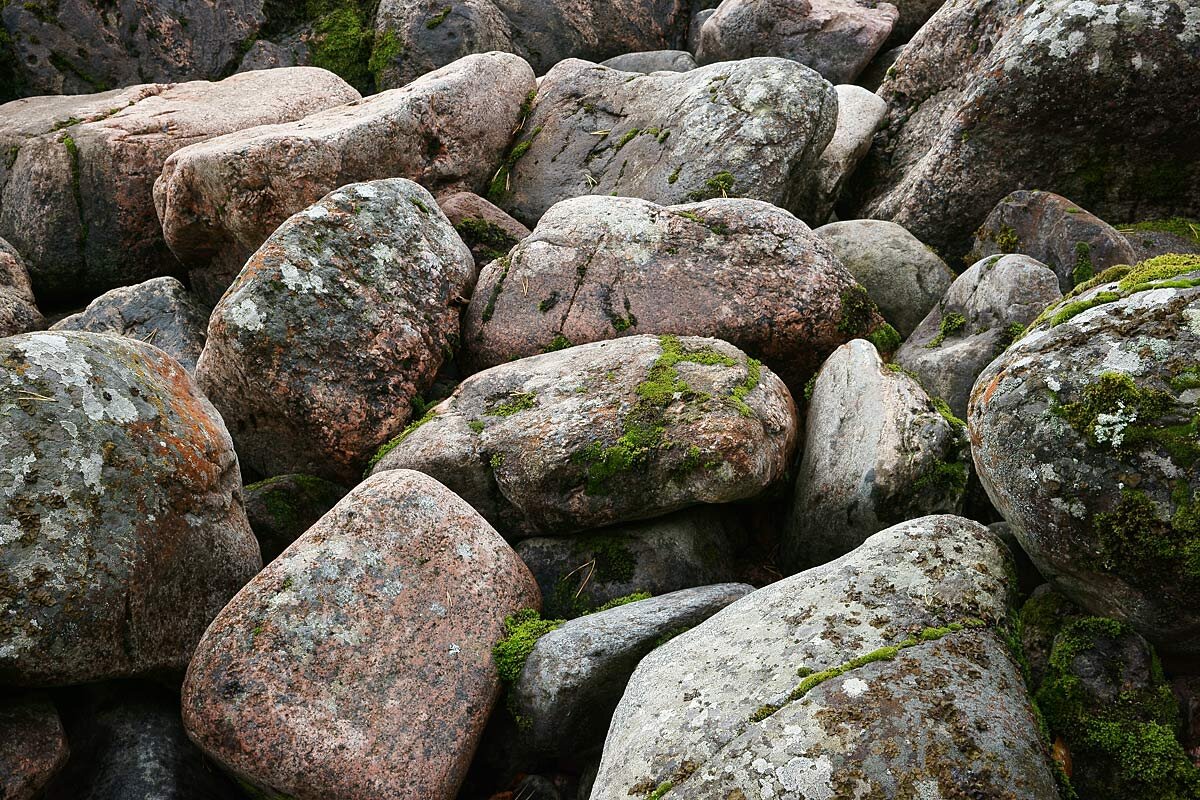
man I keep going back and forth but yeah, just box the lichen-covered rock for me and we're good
[0,331,260,685]
[155,53,534,302]
[800,85,887,225]
[696,0,899,83]
[0,236,42,336]
[436,190,530,272]
[599,50,696,72]
[852,0,1200,261]
[493,57,837,226]
[243,474,349,564]
[51,277,209,373]
[464,195,886,392]
[0,68,358,304]
[590,516,1060,799]
[182,469,540,800]
[371,335,798,537]
[898,253,1062,417]
[814,218,953,337]
[969,254,1200,656]
[0,693,67,800]
[970,190,1139,292]
[195,179,474,485]
[1,0,265,98]
[783,340,968,571]
[372,0,691,88]
[515,507,739,618]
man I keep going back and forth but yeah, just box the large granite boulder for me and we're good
[493,57,838,226]
[589,516,1060,799]
[371,335,798,537]
[195,179,474,485]
[182,469,540,800]
[463,195,888,392]
[155,52,534,302]
[0,236,42,336]
[0,331,260,685]
[0,68,358,303]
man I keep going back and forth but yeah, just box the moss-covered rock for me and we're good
[244,473,349,563]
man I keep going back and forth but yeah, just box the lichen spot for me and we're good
[229,299,265,332]
[776,755,835,799]
[303,205,330,221]
[354,184,379,199]
[279,261,327,295]
[842,677,869,697]
[456,542,475,561]
[1183,306,1200,336]
[370,243,400,263]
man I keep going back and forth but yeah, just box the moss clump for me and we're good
[912,459,968,495]
[837,285,877,336]
[926,312,966,348]
[488,391,537,417]
[487,127,542,201]
[309,3,375,92]
[424,5,451,28]
[667,165,681,184]
[537,292,559,313]
[454,217,519,262]
[993,224,1019,252]
[493,609,565,685]
[595,591,651,612]
[1071,242,1095,286]
[367,30,403,86]
[1117,254,1200,292]
[685,171,735,202]
[932,397,965,430]
[479,256,510,323]
[614,128,639,150]
[866,323,901,355]
[803,374,817,402]
[999,322,1026,348]
[543,334,572,352]
[365,407,436,473]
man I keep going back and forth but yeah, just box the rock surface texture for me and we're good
[0,694,67,800]
[0,237,42,337]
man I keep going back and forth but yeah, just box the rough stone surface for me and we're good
[243,474,349,564]
[696,0,899,83]
[0,236,42,337]
[801,85,887,225]
[0,68,358,303]
[783,340,969,571]
[155,52,533,303]
[510,584,753,761]
[854,42,903,91]
[464,195,883,392]
[437,190,530,271]
[372,0,691,87]
[590,516,1059,800]
[0,693,67,800]
[195,179,474,485]
[182,469,540,800]
[852,0,1200,261]
[515,507,740,618]
[969,258,1200,656]
[51,277,209,373]
[885,0,948,41]
[371,335,798,537]
[1123,224,1200,263]
[815,218,953,336]
[599,50,696,72]
[899,253,1062,417]
[0,330,260,686]
[970,190,1139,292]
[495,57,838,226]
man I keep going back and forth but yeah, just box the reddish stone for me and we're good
[0,693,67,799]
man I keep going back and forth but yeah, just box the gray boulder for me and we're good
[599,50,697,72]
[0,236,42,337]
[195,179,474,485]
[783,339,968,572]
[51,277,209,373]
[0,330,260,685]
[801,85,887,225]
[969,254,1200,656]
[589,515,1059,800]
[371,335,798,537]
[494,57,838,226]
[898,253,1062,417]
[814,218,953,337]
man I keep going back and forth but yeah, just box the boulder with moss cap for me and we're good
[589,515,1060,799]
[969,254,1200,657]
[370,335,798,537]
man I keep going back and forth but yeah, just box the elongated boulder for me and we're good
[783,340,969,572]
[0,68,358,303]
[464,195,885,391]
[0,331,260,685]
[195,179,474,485]
[800,84,887,225]
[371,335,798,537]
[182,469,540,800]
[589,516,1059,799]
[852,0,1200,261]
[0,694,67,800]
[155,52,535,302]
[0,236,42,336]
[494,57,837,226]
[969,254,1200,656]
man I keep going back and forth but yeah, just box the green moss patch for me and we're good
[926,312,966,348]
[685,171,735,202]
[364,407,437,474]
[493,608,564,685]
[1119,218,1200,246]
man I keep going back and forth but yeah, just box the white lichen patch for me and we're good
[228,298,265,332]
[279,261,327,295]
[775,755,835,799]
[1182,307,1200,336]
[842,677,869,698]
[1092,402,1137,448]
[302,205,330,221]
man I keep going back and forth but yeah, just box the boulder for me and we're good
[886,0,947,42]
[852,0,1200,261]
[51,277,209,373]
[370,335,798,537]
[372,0,691,88]
[0,330,260,685]
[589,516,1060,799]
[1121,218,1200,263]
[463,195,887,392]
[0,236,42,336]
[969,190,1139,292]
[515,507,739,618]
[696,0,899,83]
[0,68,358,304]
[195,179,474,485]
[783,340,969,571]
[493,57,838,226]
[801,85,887,225]
[243,474,349,564]
[898,253,1062,417]
[599,50,696,72]
[437,190,530,271]
[0,693,67,800]
[155,52,534,303]
[688,9,716,52]
[854,43,903,91]
[969,254,1200,656]
[814,218,953,337]
[182,469,540,800]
